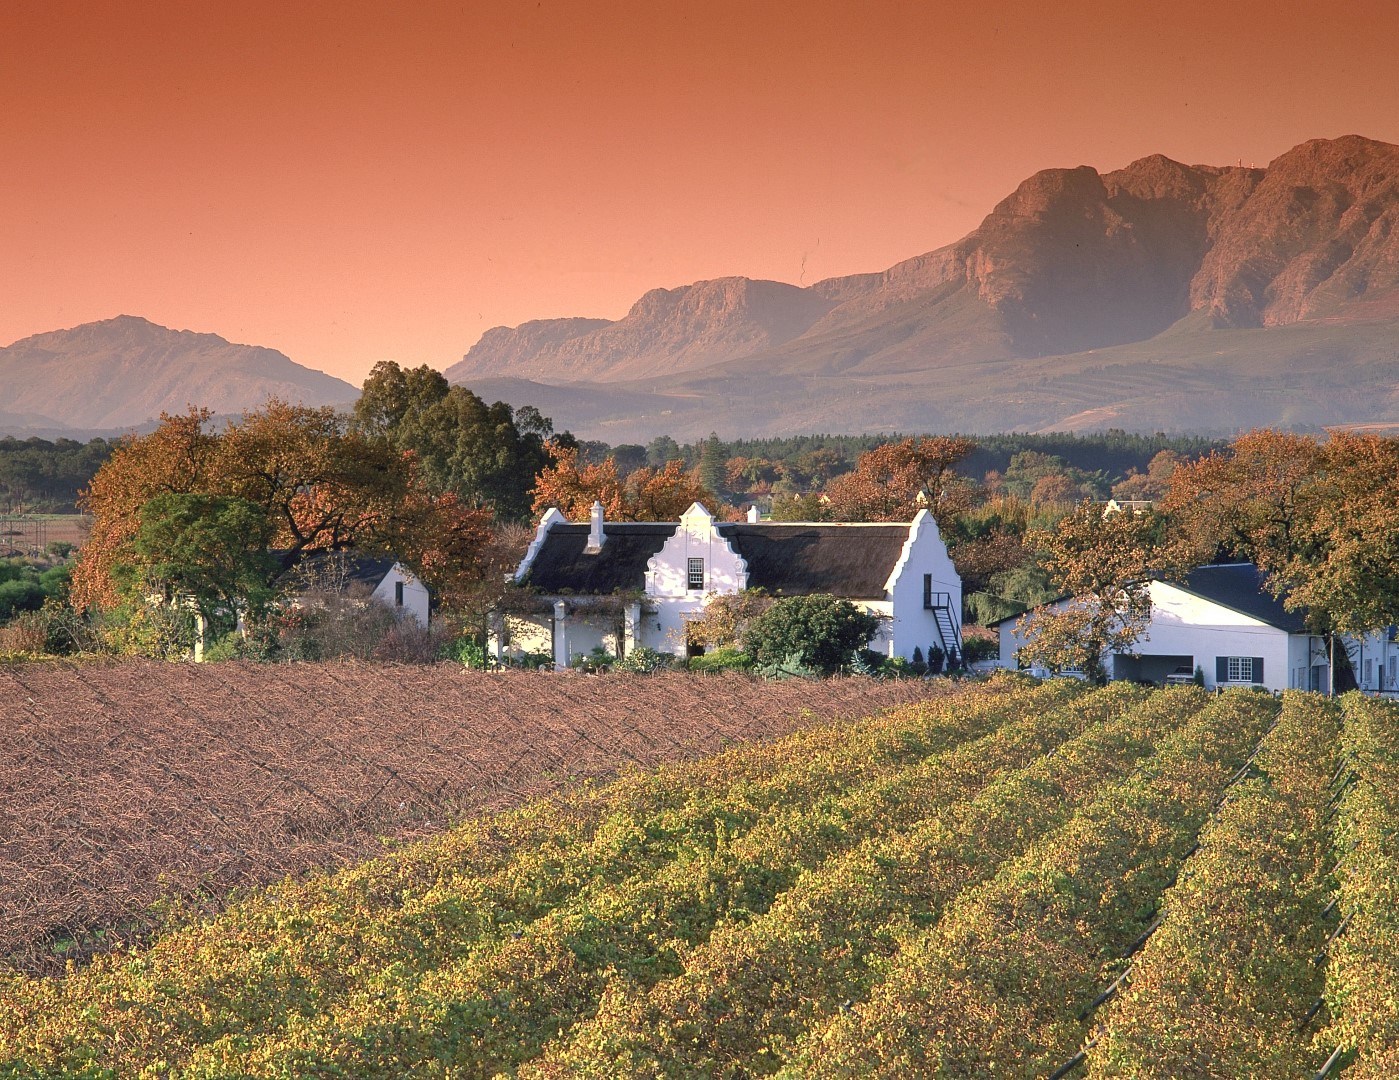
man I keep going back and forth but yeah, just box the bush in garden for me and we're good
[743,594,882,675]
[613,647,674,674]
[570,646,616,673]
[687,646,753,673]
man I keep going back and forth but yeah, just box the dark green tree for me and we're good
[698,432,728,495]
[352,361,561,520]
[128,492,279,629]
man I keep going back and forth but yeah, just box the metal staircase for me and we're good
[923,580,962,665]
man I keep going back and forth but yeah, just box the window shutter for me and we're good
[1216,657,1228,685]
[1252,657,1264,684]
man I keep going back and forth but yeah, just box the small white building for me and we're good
[1345,626,1399,695]
[497,501,962,670]
[289,552,431,628]
[996,562,1331,693]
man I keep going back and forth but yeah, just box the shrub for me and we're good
[373,619,450,663]
[614,647,674,674]
[962,636,1000,663]
[743,594,883,675]
[442,636,489,669]
[570,646,615,673]
[687,646,753,673]
[0,610,49,654]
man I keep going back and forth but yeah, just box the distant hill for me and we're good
[449,135,1399,440]
[0,316,357,431]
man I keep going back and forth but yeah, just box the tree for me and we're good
[353,360,558,520]
[1014,501,1166,684]
[72,408,221,611]
[73,402,495,619]
[1160,429,1326,572]
[743,594,883,674]
[682,590,773,650]
[127,493,278,628]
[697,432,727,495]
[530,442,723,522]
[823,437,977,522]
[1111,449,1183,501]
[1266,432,1399,636]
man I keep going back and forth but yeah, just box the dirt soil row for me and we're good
[0,659,944,976]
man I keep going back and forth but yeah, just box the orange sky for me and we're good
[3,0,1397,385]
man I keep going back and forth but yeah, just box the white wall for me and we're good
[371,564,431,628]
[999,582,1308,693]
[1344,629,1399,693]
[642,502,749,657]
[885,509,961,661]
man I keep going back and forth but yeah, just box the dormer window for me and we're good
[688,558,705,591]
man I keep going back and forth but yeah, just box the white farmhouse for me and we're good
[497,501,962,669]
[287,552,431,628]
[996,562,1332,693]
[1343,626,1399,695]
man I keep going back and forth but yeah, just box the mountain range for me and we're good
[448,134,1399,440]
[4,135,1398,441]
[0,316,356,433]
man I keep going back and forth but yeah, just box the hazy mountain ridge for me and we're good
[460,144,1390,380]
[0,316,357,431]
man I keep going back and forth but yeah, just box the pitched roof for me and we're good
[292,552,400,587]
[1168,563,1308,634]
[518,519,914,599]
[987,563,1308,634]
[520,523,673,593]
[717,523,910,599]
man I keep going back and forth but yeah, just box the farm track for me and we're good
[0,659,943,976]
[4,684,1399,1078]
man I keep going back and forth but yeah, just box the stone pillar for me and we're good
[488,610,506,664]
[553,600,569,671]
[623,602,641,656]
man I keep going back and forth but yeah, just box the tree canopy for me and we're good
[353,360,560,520]
[530,443,723,522]
[73,402,494,613]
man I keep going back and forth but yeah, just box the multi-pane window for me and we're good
[1226,656,1254,682]
[687,558,705,590]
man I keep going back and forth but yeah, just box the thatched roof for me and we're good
[718,524,909,599]
[520,523,673,594]
[520,520,911,600]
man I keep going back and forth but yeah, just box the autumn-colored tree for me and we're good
[1111,449,1183,501]
[74,402,495,618]
[1014,501,1167,684]
[530,443,627,520]
[1263,432,1399,636]
[682,589,774,650]
[823,436,977,522]
[1160,429,1327,571]
[530,443,723,522]
[72,408,221,611]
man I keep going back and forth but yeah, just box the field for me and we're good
[0,660,941,977]
[2,677,1397,1077]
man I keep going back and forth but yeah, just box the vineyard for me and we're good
[0,660,940,976]
[2,678,1398,1077]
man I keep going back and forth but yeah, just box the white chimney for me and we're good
[746,504,760,523]
[585,500,606,553]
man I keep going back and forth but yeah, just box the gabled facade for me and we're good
[498,502,962,669]
[287,552,431,629]
[996,563,1330,693]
